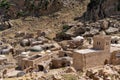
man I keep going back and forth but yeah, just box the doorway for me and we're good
[38,65,44,71]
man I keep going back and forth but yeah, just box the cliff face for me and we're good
[82,0,120,21]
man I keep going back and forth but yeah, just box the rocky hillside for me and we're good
[0,0,89,38]
[0,0,86,20]
[0,0,63,19]
[0,0,119,40]
[0,0,119,20]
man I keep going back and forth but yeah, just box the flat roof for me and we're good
[74,49,101,54]
[73,44,120,54]
[94,35,111,38]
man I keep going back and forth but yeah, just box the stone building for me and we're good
[73,35,111,71]
[19,51,59,71]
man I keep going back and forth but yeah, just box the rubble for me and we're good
[63,18,120,37]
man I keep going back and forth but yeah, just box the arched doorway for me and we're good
[38,65,44,71]
[64,53,68,57]
[104,59,108,65]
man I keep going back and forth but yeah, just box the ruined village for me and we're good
[0,24,120,80]
[0,0,119,80]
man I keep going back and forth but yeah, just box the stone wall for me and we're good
[20,51,59,70]
[21,59,34,70]
[73,52,84,71]
[85,51,110,69]
[73,50,110,71]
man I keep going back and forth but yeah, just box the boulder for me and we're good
[74,27,86,35]
[8,20,14,28]
[68,40,84,49]
[30,45,43,52]
[83,28,99,37]
[72,36,84,41]
[111,36,120,44]
[86,69,95,79]
[0,21,13,31]
[65,26,77,36]
[17,71,25,77]
[55,32,72,41]
[83,32,93,37]
[37,37,48,43]
[65,23,85,36]
[15,31,26,37]
[105,27,119,34]
[20,39,30,47]
[31,41,43,46]
[99,31,106,35]
[90,29,99,35]
[100,20,109,30]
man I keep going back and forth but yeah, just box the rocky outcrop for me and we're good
[82,0,120,21]
[0,21,13,30]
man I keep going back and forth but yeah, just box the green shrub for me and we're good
[62,25,71,32]
[0,0,10,9]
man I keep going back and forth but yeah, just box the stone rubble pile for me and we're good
[80,65,120,80]
[65,18,120,37]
